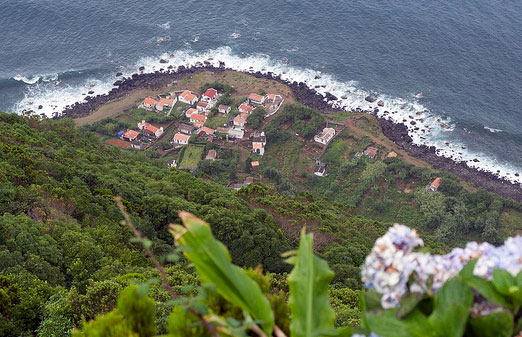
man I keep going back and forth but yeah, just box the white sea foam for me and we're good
[12,73,58,85]
[484,126,503,133]
[231,32,241,39]
[158,22,170,30]
[12,46,522,185]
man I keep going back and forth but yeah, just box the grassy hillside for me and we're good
[0,112,391,335]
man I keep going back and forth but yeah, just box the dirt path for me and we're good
[74,89,158,126]
[345,119,432,168]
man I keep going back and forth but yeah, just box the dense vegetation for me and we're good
[1,108,521,336]
[0,112,293,335]
[264,104,324,142]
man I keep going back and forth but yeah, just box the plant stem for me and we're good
[115,196,219,337]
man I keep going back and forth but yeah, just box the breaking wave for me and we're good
[11,46,522,185]
[12,73,59,85]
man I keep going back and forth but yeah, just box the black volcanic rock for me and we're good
[139,66,145,71]
[365,95,377,103]
[159,59,168,64]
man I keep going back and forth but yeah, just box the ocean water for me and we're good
[0,0,521,184]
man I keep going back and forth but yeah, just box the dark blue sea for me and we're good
[0,0,521,183]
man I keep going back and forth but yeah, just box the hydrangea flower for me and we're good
[361,224,522,308]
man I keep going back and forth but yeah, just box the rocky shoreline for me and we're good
[57,64,522,202]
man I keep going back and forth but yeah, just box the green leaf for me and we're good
[286,228,342,337]
[460,274,510,308]
[397,292,425,318]
[469,311,513,337]
[428,278,472,337]
[458,258,478,278]
[366,308,430,337]
[516,270,522,286]
[492,269,517,296]
[170,212,274,335]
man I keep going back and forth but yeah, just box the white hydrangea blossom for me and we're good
[361,224,522,309]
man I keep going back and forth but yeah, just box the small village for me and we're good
[106,77,442,192]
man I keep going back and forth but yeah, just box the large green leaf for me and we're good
[366,308,431,337]
[492,269,517,296]
[459,262,510,309]
[170,212,274,334]
[428,278,472,337]
[469,311,513,337]
[286,229,344,337]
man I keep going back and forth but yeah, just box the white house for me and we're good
[314,161,328,177]
[156,97,176,111]
[252,132,266,156]
[190,113,206,125]
[201,88,219,103]
[137,120,164,138]
[233,115,245,128]
[218,105,231,114]
[142,97,157,110]
[228,127,245,139]
[238,103,254,115]
[196,101,210,113]
[172,133,190,145]
[314,127,336,145]
[185,108,197,118]
[178,90,198,105]
[248,93,265,105]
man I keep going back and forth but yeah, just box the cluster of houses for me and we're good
[119,120,165,149]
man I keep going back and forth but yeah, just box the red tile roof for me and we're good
[203,88,217,99]
[157,98,174,107]
[144,97,156,105]
[431,177,441,188]
[180,90,197,102]
[248,93,264,102]
[190,114,206,123]
[199,126,215,135]
[123,130,139,140]
[173,133,190,142]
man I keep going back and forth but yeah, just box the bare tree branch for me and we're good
[115,196,219,337]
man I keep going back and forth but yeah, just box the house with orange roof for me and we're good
[142,97,157,110]
[238,103,254,115]
[199,126,215,136]
[387,151,398,158]
[201,88,219,103]
[314,127,336,145]
[156,97,176,111]
[196,101,210,113]
[137,120,164,138]
[233,115,245,128]
[251,161,259,167]
[178,90,198,105]
[121,129,140,142]
[190,113,206,125]
[248,93,265,105]
[426,177,441,192]
[265,94,282,103]
[185,108,197,118]
[218,105,231,114]
[171,133,190,145]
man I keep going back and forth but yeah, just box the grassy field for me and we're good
[205,115,229,129]
[179,145,204,168]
